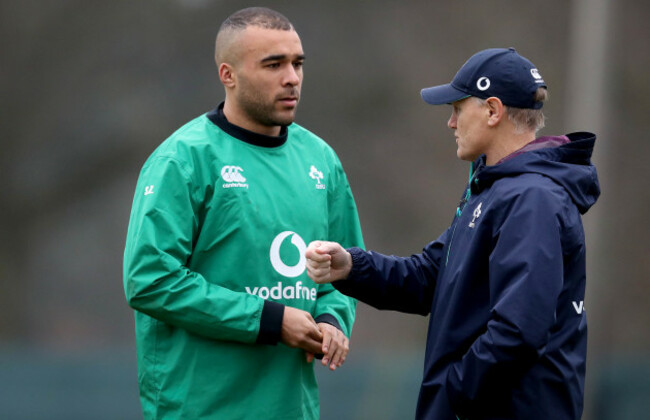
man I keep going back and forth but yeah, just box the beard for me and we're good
[235,77,300,128]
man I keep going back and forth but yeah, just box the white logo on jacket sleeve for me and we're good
[144,185,155,196]
[270,231,307,277]
[309,165,325,190]
[468,202,482,228]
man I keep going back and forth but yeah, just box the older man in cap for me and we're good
[305,48,600,419]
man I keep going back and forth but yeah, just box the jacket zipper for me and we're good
[446,163,478,266]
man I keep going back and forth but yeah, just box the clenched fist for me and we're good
[305,241,353,284]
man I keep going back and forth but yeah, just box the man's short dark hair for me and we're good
[220,7,293,32]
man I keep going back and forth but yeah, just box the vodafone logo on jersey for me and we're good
[270,231,307,277]
[244,231,317,301]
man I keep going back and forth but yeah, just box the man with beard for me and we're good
[123,7,364,419]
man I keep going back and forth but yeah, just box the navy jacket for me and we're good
[335,132,600,419]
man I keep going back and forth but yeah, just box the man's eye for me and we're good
[266,63,280,68]
[293,61,304,68]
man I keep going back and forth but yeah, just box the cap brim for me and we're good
[420,84,470,105]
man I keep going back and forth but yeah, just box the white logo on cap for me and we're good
[530,68,543,81]
[476,77,490,91]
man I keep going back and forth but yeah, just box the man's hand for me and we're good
[317,322,349,371]
[305,241,353,284]
[280,306,323,360]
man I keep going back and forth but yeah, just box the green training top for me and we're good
[123,105,364,419]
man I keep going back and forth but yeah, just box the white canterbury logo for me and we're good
[530,68,543,81]
[221,165,248,189]
[221,165,246,183]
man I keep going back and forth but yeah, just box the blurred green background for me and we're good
[2,0,649,418]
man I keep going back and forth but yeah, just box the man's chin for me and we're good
[274,110,297,126]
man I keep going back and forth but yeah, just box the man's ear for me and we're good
[219,63,236,88]
[485,97,505,127]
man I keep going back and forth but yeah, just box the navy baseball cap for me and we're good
[421,48,547,109]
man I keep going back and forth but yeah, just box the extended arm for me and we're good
[306,234,446,315]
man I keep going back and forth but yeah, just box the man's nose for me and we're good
[283,66,300,86]
[447,114,457,129]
